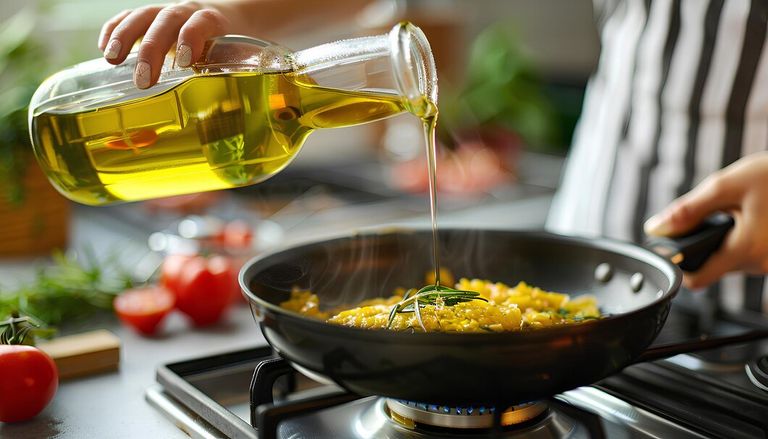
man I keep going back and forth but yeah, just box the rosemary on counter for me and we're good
[0,249,133,332]
[386,284,487,331]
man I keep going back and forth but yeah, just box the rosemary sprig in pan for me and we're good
[386,284,487,331]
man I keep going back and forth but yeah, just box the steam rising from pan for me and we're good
[247,228,671,315]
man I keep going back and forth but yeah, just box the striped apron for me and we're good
[547,0,768,313]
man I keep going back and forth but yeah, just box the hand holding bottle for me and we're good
[98,2,232,89]
[97,0,373,89]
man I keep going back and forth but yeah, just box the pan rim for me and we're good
[239,226,682,342]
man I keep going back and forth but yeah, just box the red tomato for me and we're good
[0,345,58,422]
[161,254,238,326]
[220,220,254,249]
[114,286,175,335]
[160,254,195,295]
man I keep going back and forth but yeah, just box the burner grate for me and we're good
[596,361,768,439]
[150,344,745,439]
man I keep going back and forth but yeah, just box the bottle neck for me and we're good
[388,21,438,111]
[291,22,437,113]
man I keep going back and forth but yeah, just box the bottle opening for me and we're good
[388,22,438,115]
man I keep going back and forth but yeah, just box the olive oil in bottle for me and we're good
[30,72,412,205]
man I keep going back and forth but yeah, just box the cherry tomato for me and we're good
[220,220,254,249]
[114,286,175,335]
[159,254,194,295]
[161,254,238,326]
[0,345,58,422]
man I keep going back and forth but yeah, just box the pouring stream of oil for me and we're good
[422,113,441,287]
[403,96,441,288]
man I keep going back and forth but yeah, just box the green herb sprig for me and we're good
[0,313,55,345]
[386,284,487,331]
[0,249,133,332]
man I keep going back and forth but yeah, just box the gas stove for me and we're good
[146,302,768,439]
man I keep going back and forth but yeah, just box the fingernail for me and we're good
[644,213,672,236]
[176,44,192,67]
[134,61,151,89]
[104,39,121,60]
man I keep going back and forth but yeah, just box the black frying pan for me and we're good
[240,215,767,406]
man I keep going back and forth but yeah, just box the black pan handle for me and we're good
[635,328,768,364]
[645,213,734,271]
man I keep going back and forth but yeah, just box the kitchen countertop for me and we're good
[0,158,557,438]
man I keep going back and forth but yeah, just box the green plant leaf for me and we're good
[439,23,560,150]
[0,8,36,66]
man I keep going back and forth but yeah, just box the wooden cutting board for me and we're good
[37,329,121,380]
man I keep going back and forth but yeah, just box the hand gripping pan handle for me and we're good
[638,213,768,363]
[645,213,735,272]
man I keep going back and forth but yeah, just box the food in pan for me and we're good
[280,277,600,333]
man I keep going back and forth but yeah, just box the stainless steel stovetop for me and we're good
[146,302,768,439]
[129,162,768,438]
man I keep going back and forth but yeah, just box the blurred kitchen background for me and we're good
[0,0,599,283]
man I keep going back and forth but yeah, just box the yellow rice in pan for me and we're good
[280,277,600,333]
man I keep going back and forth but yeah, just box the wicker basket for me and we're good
[0,160,70,257]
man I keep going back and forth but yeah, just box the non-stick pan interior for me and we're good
[245,228,679,318]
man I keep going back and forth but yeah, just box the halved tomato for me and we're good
[114,286,175,335]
